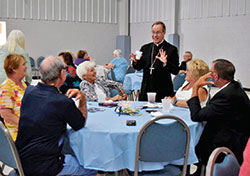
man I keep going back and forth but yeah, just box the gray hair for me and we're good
[76,61,95,80]
[40,56,65,84]
[113,49,122,57]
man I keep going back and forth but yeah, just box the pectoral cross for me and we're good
[149,66,154,75]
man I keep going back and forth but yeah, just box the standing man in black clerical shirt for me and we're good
[130,21,179,102]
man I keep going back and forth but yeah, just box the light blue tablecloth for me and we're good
[123,73,143,91]
[67,102,204,172]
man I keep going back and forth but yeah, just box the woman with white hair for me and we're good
[77,61,127,101]
[0,30,32,84]
[104,49,128,82]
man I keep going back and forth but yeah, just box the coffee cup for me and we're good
[147,92,156,103]
[135,51,142,60]
[161,99,172,112]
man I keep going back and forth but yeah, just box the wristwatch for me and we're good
[172,99,177,106]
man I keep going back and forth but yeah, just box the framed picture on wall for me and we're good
[0,21,7,46]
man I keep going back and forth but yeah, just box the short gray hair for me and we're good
[40,56,65,84]
[113,49,122,57]
[76,61,95,80]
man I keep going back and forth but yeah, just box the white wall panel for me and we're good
[238,0,246,15]
[178,0,247,20]
[130,0,171,23]
[0,0,117,24]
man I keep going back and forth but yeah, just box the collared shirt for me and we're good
[0,78,27,140]
[213,82,231,97]
[15,83,85,176]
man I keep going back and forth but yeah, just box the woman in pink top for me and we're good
[239,138,250,176]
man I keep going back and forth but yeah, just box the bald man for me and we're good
[15,56,96,176]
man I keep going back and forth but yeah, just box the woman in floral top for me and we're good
[76,61,127,101]
[0,54,27,140]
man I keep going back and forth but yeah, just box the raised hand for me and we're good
[130,53,137,63]
[156,49,167,64]
[194,72,213,88]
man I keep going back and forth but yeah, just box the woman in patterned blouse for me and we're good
[0,54,27,140]
[76,61,127,101]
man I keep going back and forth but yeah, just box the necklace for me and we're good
[149,44,162,75]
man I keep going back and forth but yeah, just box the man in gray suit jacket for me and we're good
[187,59,250,175]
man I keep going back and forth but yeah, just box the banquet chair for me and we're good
[173,73,186,93]
[37,56,45,68]
[134,115,191,176]
[110,68,117,82]
[205,147,240,176]
[29,56,35,69]
[0,121,25,176]
[29,56,38,78]
[126,65,135,74]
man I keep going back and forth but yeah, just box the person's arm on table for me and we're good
[66,89,87,128]
[165,96,189,108]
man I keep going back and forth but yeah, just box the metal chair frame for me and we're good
[134,115,191,176]
[206,147,240,176]
[0,121,25,176]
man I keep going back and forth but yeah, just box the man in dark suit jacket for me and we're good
[131,21,179,102]
[187,59,250,175]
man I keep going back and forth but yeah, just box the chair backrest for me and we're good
[134,115,191,176]
[110,68,117,82]
[126,65,135,74]
[29,56,35,68]
[0,121,25,176]
[173,73,186,92]
[206,147,240,176]
[37,56,45,67]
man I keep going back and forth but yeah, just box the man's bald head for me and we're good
[40,56,65,84]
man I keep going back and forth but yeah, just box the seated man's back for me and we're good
[15,56,87,176]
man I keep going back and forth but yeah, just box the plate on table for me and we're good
[144,103,162,108]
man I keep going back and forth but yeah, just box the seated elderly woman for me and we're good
[77,61,127,101]
[104,49,128,83]
[74,50,94,66]
[165,58,209,108]
[0,54,27,140]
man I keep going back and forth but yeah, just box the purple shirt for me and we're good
[74,58,90,66]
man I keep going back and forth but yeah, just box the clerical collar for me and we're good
[154,40,164,47]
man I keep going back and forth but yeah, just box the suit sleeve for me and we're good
[187,95,232,122]
[165,47,179,75]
